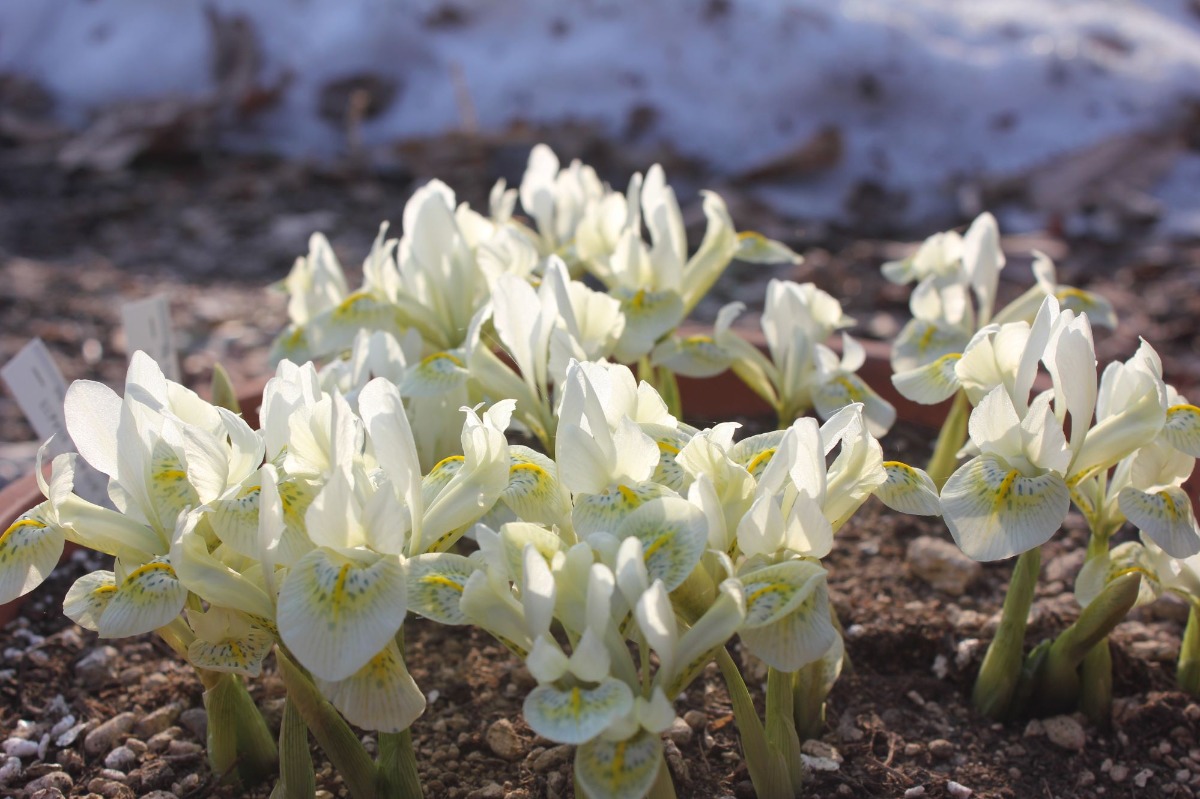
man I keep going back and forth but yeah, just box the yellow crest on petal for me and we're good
[877,462,942,516]
[941,454,1070,562]
[728,431,784,479]
[643,424,692,492]
[149,442,199,528]
[1164,404,1200,458]
[572,481,673,539]
[616,497,708,593]
[97,558,188,638]
[406,553,475,625]
[0,506,65,603]
[315,641,426,733]
[188,626,275,677]
[502,447,570,527]
[575,730,664,799]
[63,570,118,631]
[892,353,962,405]
[740,560,826,629]
[402,351,470,397]
[1119,485,1200,559]
[523,679,634,745]
[277,549,407,681]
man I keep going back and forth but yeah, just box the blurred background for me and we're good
[2,0,1199,480]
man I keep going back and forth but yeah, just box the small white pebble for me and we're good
[2,738,39,758]
[37,733,49,761]
[56,721,89,748]
[904,787,926,798]
[947,781,972,798]
[1134,769,1154,788]
[49,716,75,739]
[0,756,22,784]
[427,689,440,704]
[932,654,949,679]
[846,624,866,639]
[955,639,981,669]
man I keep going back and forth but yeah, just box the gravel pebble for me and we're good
[929,738,955,759]
[25,771,74,792]
[667,717,694,746]
[87,776,135,798]
[48,715,75,739]
[55,720,91,748]
[683,710,706,730]
[1043,715,1086,752]
[531,744,573,773]
[133,759,175,791]
[485,719,525,761]
[103,746,137,772]
[84,714,136,756]
[29,788,67,799]
[1111,764,1130,783]
[134,704,182,738]
[1134,768,1154,788]
[178,708,207,741]
[468,782,505,799]
[906,536,982,596]
[166,740,202,757]
[147,727,182,753]
[947,781,973,798]
[3,737,40,758]
[75,646,119,689]
[0,756,22,784]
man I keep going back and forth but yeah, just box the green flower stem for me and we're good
[1029,572,1141,717]
[210,362,242,414]
[277,648,379,799]
[766,667,805,791]
[1078,638,1114,725]
[715,648,795,799]
[655,364,683,421]
[374,627,423,797]
[204,672,279,786]
[637,357,684,420]
[973,546,1041,720]
[1179,603,1200,697]
[926,390,970,488]
[272,697,316,799]
[376,731,423,799]
[790,659,828,742]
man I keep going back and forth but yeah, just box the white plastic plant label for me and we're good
[0,338,111,506]
[121,294,180,381]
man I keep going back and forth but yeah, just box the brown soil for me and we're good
[3,139,1200,799]
[5,473,1200,799]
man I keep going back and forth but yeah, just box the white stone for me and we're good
[907,536,982,596]
[1043,715,1086,752]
